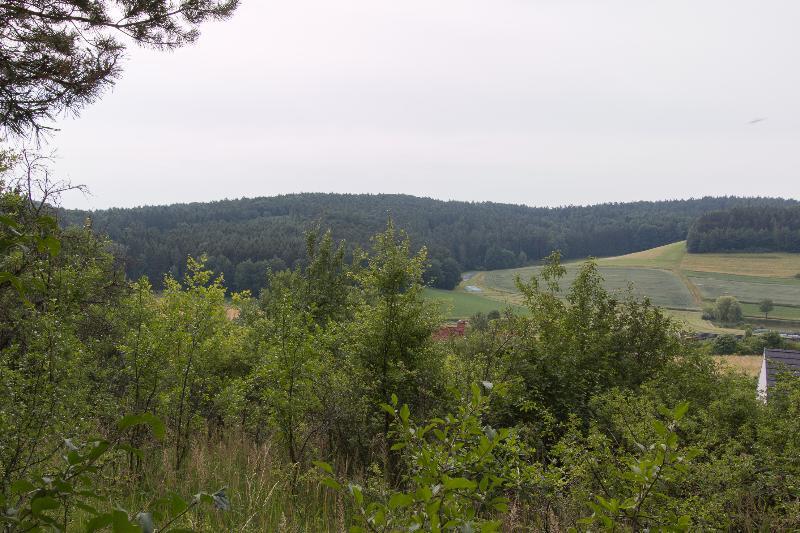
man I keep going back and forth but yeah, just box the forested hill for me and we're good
[687,205,800,253]
[61,194,797,292]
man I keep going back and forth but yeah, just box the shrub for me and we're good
[712,334,739,355]
[714,296,743,324]
[317,383,540,532]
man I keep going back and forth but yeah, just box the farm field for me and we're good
[739,302,800,321]
[713,355,762,377]
[422,288,523,319]
[431,241,800,332]
[598,241,687,269]
[423,241,800,331]
[681,251,800,278]
[480,265,697,310]
[666,310,743,335]
[688,273,800,306]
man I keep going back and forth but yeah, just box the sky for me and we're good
[51,0,800,210]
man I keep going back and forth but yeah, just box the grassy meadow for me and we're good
[713,355,762,377]
[422,287,522,319]
[424,241,800,332]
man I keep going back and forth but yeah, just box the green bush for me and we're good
[712,334,740,355]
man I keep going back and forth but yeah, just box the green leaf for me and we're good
[673,401,690,422]
[30,496,60,516]
[85,513,113,532]
[322,477,342,491]
[35,235,61,257]
[313,461,333,475]
[168,493,189,516]
[415,486,432,502]
[399,404,410,425]
[388,493,413,510]
[349,484,363,506]
[0,215,20,229]
[85,440,111,461]
[10,479,36,495]
[116,413,165,440]
[112,508,139,533]
[442,477,476,491]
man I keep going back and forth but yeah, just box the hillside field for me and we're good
[422,288,524,319]
[424,241,800,332]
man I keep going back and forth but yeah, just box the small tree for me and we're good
[759,299,775,319]
[714,296,743,325]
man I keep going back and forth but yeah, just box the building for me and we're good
[433,320,467,341]
[757,349,800,400]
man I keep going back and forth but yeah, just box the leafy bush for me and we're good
[318,383,540,532]
[712,334,740,355]
[713,296,743,325]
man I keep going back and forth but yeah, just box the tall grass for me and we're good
[93,433,350,531]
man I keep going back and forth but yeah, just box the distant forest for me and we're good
[687,205,800,253]
[61,194,797,292]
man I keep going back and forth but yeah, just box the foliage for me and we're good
[495,252,683,436]
[578,403,694,532]
[759,298,774,319]
[712,334,739,355]
[59,195,799,294]
[1,413,228,532]
[318,383,539,532]
[9,178,800,529]
[1,0,238,135]
[711,296,743,325]
[688,205,800,253]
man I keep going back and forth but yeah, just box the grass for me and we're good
[430,242,800,333]
[76,434,348,532]
[480,264,697,310]
[713,355,762,377]
[739,302,800,321]
[423,287,522,319]
[460,240,800,333]
[666,310,743,335]
[681,250,800,278]
[598,241,687,269]
[689,274,800,306]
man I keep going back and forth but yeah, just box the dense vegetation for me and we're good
[6,173,800,530]
[687,205,800,253]
[62,194,797,292]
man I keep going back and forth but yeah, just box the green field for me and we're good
[740,302,800,320]
[688,273,800,306]
[423,242,800,331]
[422,288,523,319]
[487,265,696,310]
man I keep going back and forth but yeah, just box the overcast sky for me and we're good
[53,0,800,210]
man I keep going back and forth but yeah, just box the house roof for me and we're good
[764,349,800,388]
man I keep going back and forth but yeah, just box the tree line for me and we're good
[687,205,800,253]
[61,194,797,292]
